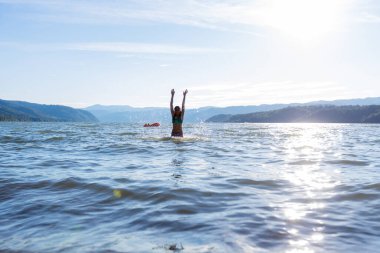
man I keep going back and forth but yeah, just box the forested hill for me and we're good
[206,105,380,123]
[0,99,98,122]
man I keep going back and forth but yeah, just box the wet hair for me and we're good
[174,106,182,118]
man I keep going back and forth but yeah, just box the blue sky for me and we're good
[0,0,379,108]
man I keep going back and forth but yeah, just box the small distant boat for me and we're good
[144,123,160,127]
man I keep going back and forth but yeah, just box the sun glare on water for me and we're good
[258,0,349,42]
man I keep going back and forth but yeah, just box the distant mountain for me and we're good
[85,97,380,123]
[206,105,380,123]
[85,104,169,122]
[84,104,285,123]
[0,99,98,122]
[306,97,380,106]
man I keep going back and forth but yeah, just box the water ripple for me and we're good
[0,122,379,252]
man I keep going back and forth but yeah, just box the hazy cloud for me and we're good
[65,42,221,54]
[0,0,361,39]
[188,81,349,107]
[0,0,268,34]
[357,12,380,23]
[0,41,221,55]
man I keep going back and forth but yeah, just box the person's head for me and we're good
[174,106,181,116]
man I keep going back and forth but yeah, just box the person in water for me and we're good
[170,89,188,137]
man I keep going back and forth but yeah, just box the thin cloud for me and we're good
[64,42,220,54]
[0,0,358,28]
[64,42,219,54]
[0,42,221,55]
[0,0,266,34]
[1,0,359,38]
[357,12,380,23]
[188,81,348,107]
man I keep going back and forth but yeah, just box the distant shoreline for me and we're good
[2,97,380,123]
[206,105,380,124]
[0,99,98,123]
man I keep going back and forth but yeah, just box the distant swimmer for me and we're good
[170,89,188,137]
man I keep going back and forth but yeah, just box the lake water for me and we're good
[0,123,379,253]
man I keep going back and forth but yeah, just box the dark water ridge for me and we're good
[0,123,380,252]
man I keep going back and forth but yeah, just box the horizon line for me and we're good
[2,96,380,110]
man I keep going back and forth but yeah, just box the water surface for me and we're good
[0,123,379,252]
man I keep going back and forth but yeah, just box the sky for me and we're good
[0,0,379,108]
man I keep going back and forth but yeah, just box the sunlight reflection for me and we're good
[279,124,341,253]
[283,167,339,190]
[286,246,314,253]
[287,228,299,235]
[283,204,307,220]
[113,189,122,198]
[310,233,324,242]
[289,240,309,247]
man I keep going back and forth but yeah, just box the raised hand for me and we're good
[171,89,175,95]
[183,89,188,96]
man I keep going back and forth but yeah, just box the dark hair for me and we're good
[174,106,181,111]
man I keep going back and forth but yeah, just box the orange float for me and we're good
[144,123,160,127]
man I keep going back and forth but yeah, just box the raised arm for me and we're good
[170,89,175,116]
[181,89,188,119]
